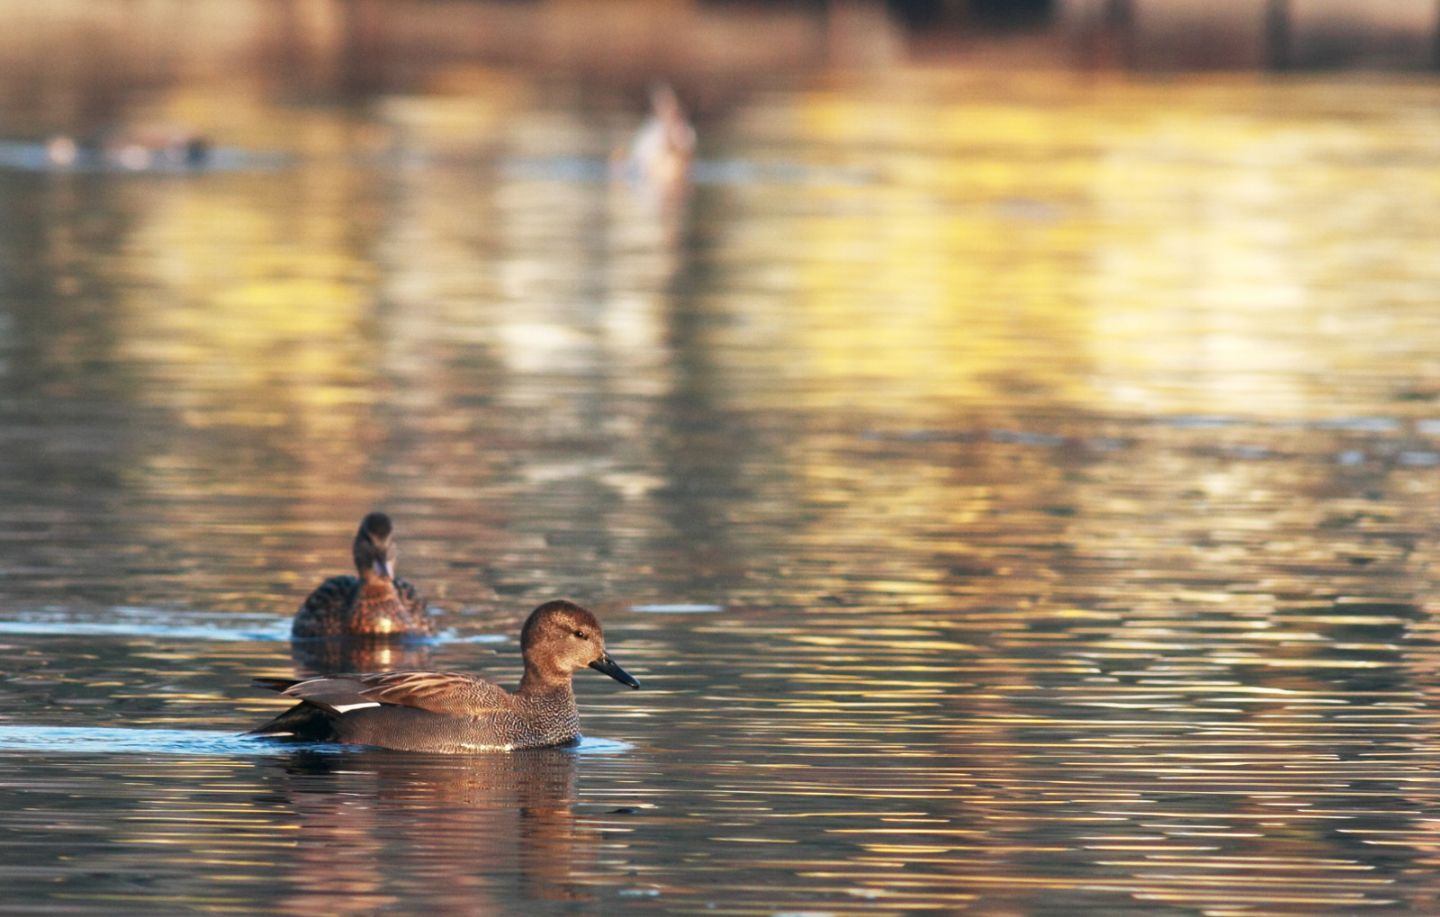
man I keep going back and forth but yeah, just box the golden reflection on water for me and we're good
[256,751,593,913]
[3,48,1440,915]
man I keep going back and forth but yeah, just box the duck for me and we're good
[251,600,640,751]
[624,82,696,187]
[290,512,434,639]
[46,128,210,170]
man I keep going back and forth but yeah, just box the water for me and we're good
[4,5,1440,913]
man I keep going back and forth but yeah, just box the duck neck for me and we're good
[357,571,397,596]
[515,671,582,746]
[518,662,574,697]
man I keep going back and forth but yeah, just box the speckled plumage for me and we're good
[291,513,434,639]
[253,600,640,751]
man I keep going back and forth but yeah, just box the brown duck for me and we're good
[291,512,434,639]
[252,600,640,751]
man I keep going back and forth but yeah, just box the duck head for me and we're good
[352,512,399,581]
[521,600,640,689]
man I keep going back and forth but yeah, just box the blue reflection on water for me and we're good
[630,603,724,614]
[0,609,505,645]
[0,726,307,756]
[499,155,876,186]
[0,620,292,641]
[0,726,631,757]
[0,140,287,173]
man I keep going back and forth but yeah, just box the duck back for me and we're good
[250,682,581,751]
[291,575,431,638]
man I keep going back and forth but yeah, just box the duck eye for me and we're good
[573,629,588,640]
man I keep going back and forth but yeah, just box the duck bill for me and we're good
[589,655,641,689]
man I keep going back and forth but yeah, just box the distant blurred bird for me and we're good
[623,83,696,187]
[291,512,435,639]
[45,127,210,170]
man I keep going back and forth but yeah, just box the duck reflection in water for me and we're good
[288,634,436,679]
[255,600,639,751]
[263,748,595,908]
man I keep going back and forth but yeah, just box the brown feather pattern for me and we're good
[290,513,434,638]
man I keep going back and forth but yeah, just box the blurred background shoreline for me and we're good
[3,0,1439,140]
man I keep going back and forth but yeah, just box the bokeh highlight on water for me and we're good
[4,4,1440,914]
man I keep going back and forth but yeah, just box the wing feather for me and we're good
[357,671,509,716]
[292,575,360,637]
[269,670,509,717]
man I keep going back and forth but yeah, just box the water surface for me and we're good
[3,13,1440,914]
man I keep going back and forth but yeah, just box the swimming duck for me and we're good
[625,83,695,187]
[46,129,210,170]
[291,512,434,639]
[252,600,640,751]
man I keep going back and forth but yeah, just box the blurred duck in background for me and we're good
[46,127,210,170]
[620,82,695,188]
[291,512,435,641]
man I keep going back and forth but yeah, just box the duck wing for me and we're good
[392,577,435,633]
[394,577,425,608]
[292,575,360,637]
[255,671,508,717]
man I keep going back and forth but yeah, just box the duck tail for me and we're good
[248,677,334,739]
[246,702,334,739]
[252,676,302,693]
